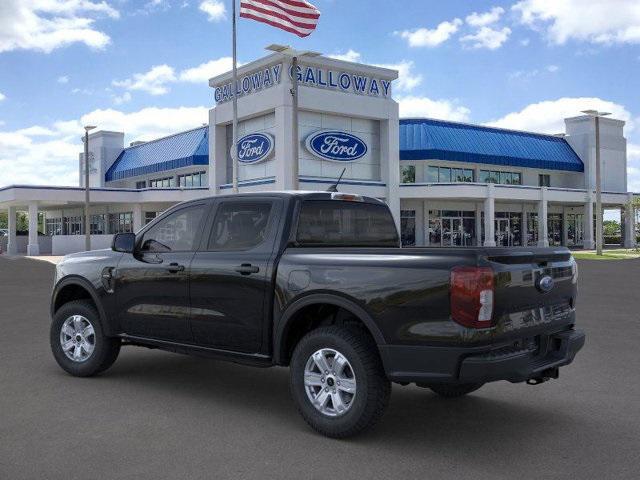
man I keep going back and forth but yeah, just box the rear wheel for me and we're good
[428,383,484,398]
[289,326,390,438]
[50,300,120,377]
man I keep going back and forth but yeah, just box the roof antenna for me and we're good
[326,168,346,192]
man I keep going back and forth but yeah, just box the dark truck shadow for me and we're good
[57,345,584,452]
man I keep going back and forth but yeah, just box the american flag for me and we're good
[240,0,321,38]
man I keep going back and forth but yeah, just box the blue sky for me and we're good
[1,0,639,191]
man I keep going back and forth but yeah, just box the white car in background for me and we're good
[0,229,8,237]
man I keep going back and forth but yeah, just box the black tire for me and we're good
[50,300,121,377]
[428,383,484,398]
[289,325,390,438]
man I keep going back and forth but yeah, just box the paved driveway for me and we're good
[1,256,639,480]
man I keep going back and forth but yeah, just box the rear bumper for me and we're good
[380,328,585,385]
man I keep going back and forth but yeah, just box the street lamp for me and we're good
[581,110,610,256]
[83,125,96,251]
[266,44,320,190]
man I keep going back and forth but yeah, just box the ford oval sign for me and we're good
[537,275,555,293]
[234,133,274,164]
[305,130,367,162]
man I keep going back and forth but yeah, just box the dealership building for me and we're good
[0,51,637,255]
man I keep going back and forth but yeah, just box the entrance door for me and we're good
[442,218,453,246]
[496,218,511,246]
[567,214,584,247]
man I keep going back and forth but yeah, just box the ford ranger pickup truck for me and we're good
[50,191,585,438]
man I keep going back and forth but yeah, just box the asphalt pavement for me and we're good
[1,255,639,480]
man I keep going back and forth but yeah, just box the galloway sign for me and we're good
[234,133,275,164]
[305,131,367,162]
[292,65,392,99]
[213,61,394,104]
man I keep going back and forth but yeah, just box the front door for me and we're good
[114,203,208,342]
[189,198,283,353]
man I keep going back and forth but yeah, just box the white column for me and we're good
[132,204,144,233]
[475,203,483,246]
[384,116,401,232]
[274,104,295,191]
[483,184,496,247]
[537,187,549,247]
[583,193,595,250]
[7,206,17,255]
[423,200,430,246]
[27,203,40,256]
[562,207,569,247]
[523,206,529,247]
[624,193,636,248]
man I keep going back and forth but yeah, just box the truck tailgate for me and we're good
[483,248,577,343]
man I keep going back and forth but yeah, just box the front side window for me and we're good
[400,165,416,183]
[207,202,273,251]
[140,205,205,252]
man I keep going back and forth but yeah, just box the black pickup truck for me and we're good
[50,191,584,437]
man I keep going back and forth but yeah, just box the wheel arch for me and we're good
[274,293,386,366]
[51,277,113,336]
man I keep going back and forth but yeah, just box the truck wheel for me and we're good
[428,383,484,398]
[289,325,390,438]
[50,300,121,377]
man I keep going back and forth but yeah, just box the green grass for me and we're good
[572,249,640,260]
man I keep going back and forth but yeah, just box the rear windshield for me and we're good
[296,200,399,247]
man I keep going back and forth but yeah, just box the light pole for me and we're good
[266,44,320,190]
[581,110,610,256]
[83,125,96,251]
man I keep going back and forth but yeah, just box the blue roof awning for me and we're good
[399,118,584,172]
[105,126,209,182]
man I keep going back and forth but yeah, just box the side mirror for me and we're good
[112,232,136,253]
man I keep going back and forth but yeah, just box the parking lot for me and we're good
[1,255,639,480]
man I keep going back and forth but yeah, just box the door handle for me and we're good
[167,263,185,273]
[235,264,260,275]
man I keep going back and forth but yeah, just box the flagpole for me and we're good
[231,0,239,194]
[291,55,299,190]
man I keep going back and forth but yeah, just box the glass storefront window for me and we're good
[400,210,416,246]
[438,167,451,183]
[426,166,439,183]
[547,214,563,246]
[400,166,416,183]
[527,213,538,246]
[429,209,475,246]
[479,170,521,185]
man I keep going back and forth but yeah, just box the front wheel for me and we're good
[289,326,390,438]
[50,300,121,377]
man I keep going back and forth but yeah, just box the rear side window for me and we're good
[207,201,273,251]
[296,200,399,247]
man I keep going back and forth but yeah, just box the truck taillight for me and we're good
[450,266,495,328]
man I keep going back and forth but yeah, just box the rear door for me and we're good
[115,202,209,342]
[189,197,284,353]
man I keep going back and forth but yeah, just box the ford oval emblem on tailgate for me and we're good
[537,275,555,293]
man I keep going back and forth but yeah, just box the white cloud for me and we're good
[0,106,209,187]
[199,0,226,22]
[466,7,505,27]
[486,97,634,134]
[509,64,560,80]
[374,60,423,92]
[397,19,463,47]
[546,64,559,72]
[513,0,640,45]
[57,75,69,84]
[112,64,177,95]
[328,50,362,63]
[397,95,471,122]
[0,0,119,53]
[0,92,5,102]
[179,57,234,83]
[520,38,531,46]
[113,91,132,105]
[461,26,511,50]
